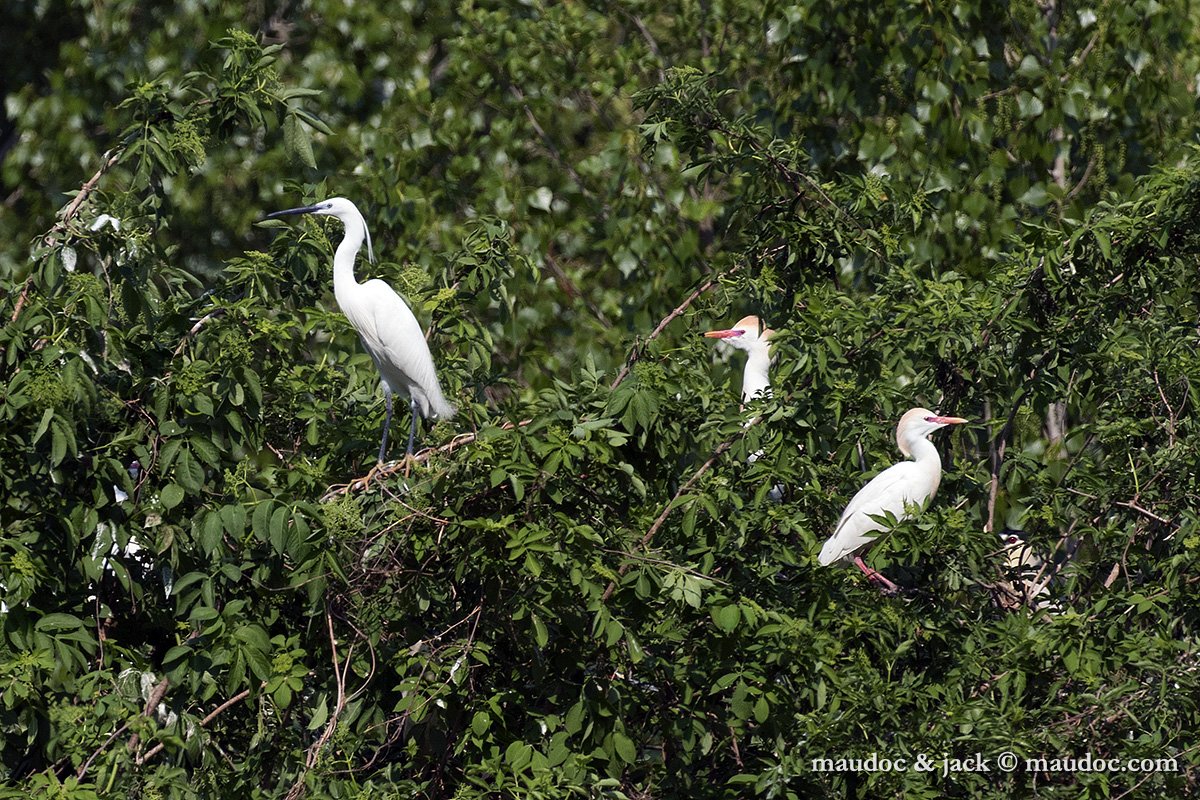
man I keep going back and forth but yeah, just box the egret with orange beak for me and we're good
[818,407,968,592]
[703,315,774,404]
[704,315,785,502]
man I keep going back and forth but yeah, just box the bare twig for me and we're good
[610,267,740,390]
[1063,152,1099,203]
[172,309,228,356]
[76,722,132,780]
[322,419,533,501]
[1116,500,1173,527]
[601,421,754,603]
[986,387,1033,533]
[286,608,353,800]
[622,10,667,81]
[1152,370,1177,447]
[137,688,254,766]
[544,248,612,329]
[10,148,125,326]
[125,677,170,755]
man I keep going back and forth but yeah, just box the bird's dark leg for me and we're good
[356,394,394,492]
[852,555,899,594]
[378,393,394,464]
[405,398,419,457]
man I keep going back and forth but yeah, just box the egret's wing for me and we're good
[818,462,919,565]
[347,280,451,417]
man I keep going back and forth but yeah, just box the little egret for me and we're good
[818,407,967,592]
[704,315,784,502]
[265,197,455,465]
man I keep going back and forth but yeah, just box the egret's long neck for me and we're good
[904,434,944,496]
[905,436,941,465]
[332,215,366,298]
[741,347,772,404]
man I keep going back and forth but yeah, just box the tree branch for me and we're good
[10,147,125,326]
[609,265,740,390]
[136,688,254,766]
[601,421,754,603]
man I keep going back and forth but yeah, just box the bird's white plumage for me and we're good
[704,315,783,502]
[266,196,454,461]
[818,407,965,567]
[704,315,773,404]
[343,278,454,418]
[818,460,937,565]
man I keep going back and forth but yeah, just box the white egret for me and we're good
[704,315,784,502]
[265,197,455,464]
[818,407,967,592]
[703,315,774,404]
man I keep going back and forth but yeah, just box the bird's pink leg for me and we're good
[852,556,899,594]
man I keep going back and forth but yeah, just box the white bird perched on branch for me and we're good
[818,407,967,592]
[265,197,455,465]
[704,315,784,502]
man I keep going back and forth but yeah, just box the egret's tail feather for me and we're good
[425,385,456,420]
[817,538,841,566]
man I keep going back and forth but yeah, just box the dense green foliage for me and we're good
[3,1,1200,797]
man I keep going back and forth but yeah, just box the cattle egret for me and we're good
[703,315,774,404]
[704,315,783,502]
[995,529,1065,612]
[265,197,455,466]
[818,407,967,592]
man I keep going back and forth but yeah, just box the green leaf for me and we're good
[175,449,205,492]
[35,613,84,632]
[32,408,53,445]
[307,695,330,730]
[532,614,548,648]
[284,113,316,169]
[612,732,637,764]
[712,604,740,633]
[161,483,185,510]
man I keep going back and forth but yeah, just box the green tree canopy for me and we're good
[2,1,1199,798]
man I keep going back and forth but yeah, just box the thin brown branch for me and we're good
[10,148,125,326]
[986,387,1033,533]
[1116,500,1173,527]
[137,687,254,766]
[1152,370,1177,447]
[1063,152,1099,203]
[172,308,228,356]
[322,419,533,501]
[125,677,170,755]
[544,248,612,329]
[76,721,132,780]
[622,10,667,82]
[601,422,752,603]
[286,609,348,800]
[46,148,126,245]
[610,267,739,390]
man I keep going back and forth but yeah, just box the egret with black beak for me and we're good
[265,197,455,466]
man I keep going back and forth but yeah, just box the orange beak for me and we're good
[704,328,745,339]
[929,415,969,425]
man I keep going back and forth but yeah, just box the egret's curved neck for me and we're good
[332,213,367,294]
[741,346,772,404]
[903,435,941,466]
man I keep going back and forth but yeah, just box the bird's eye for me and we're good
[1006,536,1019,544]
